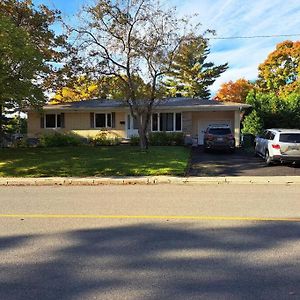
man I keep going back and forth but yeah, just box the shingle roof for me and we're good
[43,97,250,110]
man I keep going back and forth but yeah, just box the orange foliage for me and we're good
[215,78,253,103]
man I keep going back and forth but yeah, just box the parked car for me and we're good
[255,129,300,165]
[203,124,235,152]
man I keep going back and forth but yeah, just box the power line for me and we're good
[209,33,300,40]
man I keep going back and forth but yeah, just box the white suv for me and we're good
[255,129,300,165]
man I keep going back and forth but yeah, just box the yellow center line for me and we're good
[0,214,300,222]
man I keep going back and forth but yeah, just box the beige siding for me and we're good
[65,113,90,130]
[27,111,127,138]
[27,111,42,137]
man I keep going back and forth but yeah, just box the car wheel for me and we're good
[265,150,272,166]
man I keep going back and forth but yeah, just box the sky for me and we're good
[34,0,300,94]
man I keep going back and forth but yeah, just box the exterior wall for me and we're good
[234,110,241,146]
[27,109,242,146]
[27,111,127,138]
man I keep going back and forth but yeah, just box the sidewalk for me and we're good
[1,176,300,186]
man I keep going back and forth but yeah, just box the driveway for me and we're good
[188,147,300,176]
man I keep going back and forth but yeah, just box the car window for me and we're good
[264,131,271,140]
[268,132,275,140]
[208,128,231,135]
[279,133,300,143]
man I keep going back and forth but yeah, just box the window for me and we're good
[152,113,158,131]
[279,133,300,143]
[151,112,182,132]
[175,113,182,131]
[95,113,112,128]
[208,128,231,135]
[45,114,61,128]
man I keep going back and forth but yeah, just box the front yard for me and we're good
[0,146,190,177]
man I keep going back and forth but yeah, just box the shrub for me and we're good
[149,132,185,146]
[91,131,121,146]
[129,135,140,146]
[39,132,82,147]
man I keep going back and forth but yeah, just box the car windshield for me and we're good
[208,128,231,135]
[279,133,300,143]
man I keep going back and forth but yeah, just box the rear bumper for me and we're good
[272,155,300,163]
[205,143,235,150]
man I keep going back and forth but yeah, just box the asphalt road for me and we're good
[1,185,300,300]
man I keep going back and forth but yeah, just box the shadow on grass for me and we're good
[0,146,190,177]
[1,221,300,299]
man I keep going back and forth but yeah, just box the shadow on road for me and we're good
[1,221,300,299]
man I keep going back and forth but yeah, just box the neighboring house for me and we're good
[27,97,250,146]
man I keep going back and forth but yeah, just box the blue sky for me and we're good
[34,0,300,93]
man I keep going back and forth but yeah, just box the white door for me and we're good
[198,120,232,145]
[126,114,139,138]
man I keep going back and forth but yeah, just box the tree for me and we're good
[0,15,44,144]
[164,37,227,99]
[258,40,300,96]
[242,90,300,134]
[69,0,208,149]
[0,0,69,144]
[215,78,253,103]
[241,110,263,136]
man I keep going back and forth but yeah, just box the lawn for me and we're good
[0,146,190,177]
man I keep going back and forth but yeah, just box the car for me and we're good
[203,124,235,152]
[254,129,300,165]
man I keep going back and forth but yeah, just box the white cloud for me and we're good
[173,0,300,94]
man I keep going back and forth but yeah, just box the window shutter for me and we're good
[111,112,116,128]
[40,115,44,128]
[61,113,65,128]
[90,112,95,128]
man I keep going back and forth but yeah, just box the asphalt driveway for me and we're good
[188,147,300,177]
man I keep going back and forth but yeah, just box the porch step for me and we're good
[120,139,131,145]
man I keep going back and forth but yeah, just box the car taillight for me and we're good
[227,134,234,140]
[272,144,281,149]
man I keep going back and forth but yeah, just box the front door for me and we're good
[126,114,139,138]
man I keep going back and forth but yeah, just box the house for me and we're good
[27,97,250,146]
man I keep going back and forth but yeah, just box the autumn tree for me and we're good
[0,0,69,143]
[258,40,300,96]
[215,78,254,103]
[69,0,207,149]
[165,37,228,99]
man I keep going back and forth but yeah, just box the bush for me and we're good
[149,132,185,146]
[39,132,82,147]
[129,135,140,146]
[91,131,121,146]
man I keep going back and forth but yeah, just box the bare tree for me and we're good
[70,0,200,149]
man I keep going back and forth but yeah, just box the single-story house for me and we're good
[27,97,250,146]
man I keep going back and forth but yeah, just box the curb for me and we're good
[0,176,300,186]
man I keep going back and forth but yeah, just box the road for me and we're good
[1,184,300,300]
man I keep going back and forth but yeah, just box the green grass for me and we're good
[0,146,190,177]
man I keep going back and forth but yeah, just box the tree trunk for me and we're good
[136,112,149,150]
[139,130,148,150]
[0,104,4,147]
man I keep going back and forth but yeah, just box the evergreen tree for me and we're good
[165,37,228,99]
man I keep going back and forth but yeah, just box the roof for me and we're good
[39,97,251,112]
[269,128,300,133]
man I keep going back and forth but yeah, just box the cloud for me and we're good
[174,0,300,93]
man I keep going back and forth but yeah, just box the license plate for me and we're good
[289,146,299,150]
[217,138,223,141]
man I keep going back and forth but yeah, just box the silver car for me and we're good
[255,129,300,165]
